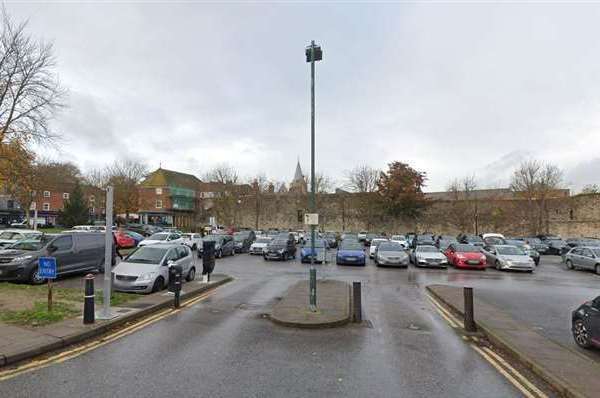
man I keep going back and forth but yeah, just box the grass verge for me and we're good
[0,301,80,327]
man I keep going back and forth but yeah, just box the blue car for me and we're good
[301,239,327,263]
[336,241,366,266]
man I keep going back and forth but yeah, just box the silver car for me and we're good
[410,245,448,268]
[483,244,535,272]
[112,244,195,294]
[375,241,409,267]
[564,246,600,275]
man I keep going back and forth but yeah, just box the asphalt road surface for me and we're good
[1,249,593,397]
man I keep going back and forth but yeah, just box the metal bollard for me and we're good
[83,274,95,324]
[353,282,362,323]
[464,287,476,332]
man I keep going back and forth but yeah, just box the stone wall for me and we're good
[217,192,600,238]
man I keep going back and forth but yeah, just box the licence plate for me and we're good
[346,257,356,261]
[467,260,479,265]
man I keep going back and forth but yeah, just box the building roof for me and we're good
[141,168,202,190]
[293,160,304,181]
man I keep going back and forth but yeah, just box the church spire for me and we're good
[294,158,304,181]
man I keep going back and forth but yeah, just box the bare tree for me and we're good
[510,160,563,234]
[203,163,239,185]
[581,184,600,194]
[308,172,334,193]
[0,8,66,145]
[100,159,148,221]
[344,165,380,193]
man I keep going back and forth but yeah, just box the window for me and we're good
[156,200,163,209]
[63,193,70,200]
[43,191,50,197]
[43,203,50,211]
[156,188,162,195]
[52,235,73,251]
[89,207,95,215]
[30,202,36,210]
[89,195,95,203]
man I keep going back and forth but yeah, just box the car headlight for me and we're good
[14,255,33,262]
[504,260,513,266]
[441,259,448,263]
[278,249,285,254]
[137,272,156,282]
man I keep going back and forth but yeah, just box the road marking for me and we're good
[426,294,461,328]
[0,290,216,381]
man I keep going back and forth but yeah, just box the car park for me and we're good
[233,230,256,253]
[0,232,110,284]
[264,237,296,261]
[482,244,535,272]
[374,241,409,267]
[444,243,487,270]
[369,238,388,258]
[564,247,600,275]
[249,236,272,255]
[181,233,203,251]
[0,229,43,248]
[139,232,184,247]
[300,239,327,263]
[112,244,195,294]
[410,245,448,268]
[203,234,235,258]
[571,296,600,349]
[505,239,540,266]
[336,241,366,266]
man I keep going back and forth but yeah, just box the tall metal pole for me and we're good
[99,186,114,319]
[309,41,317,311]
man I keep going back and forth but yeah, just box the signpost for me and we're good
[38,257,57,312]
[97,185,116,320]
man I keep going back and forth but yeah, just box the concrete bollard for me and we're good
[464,287,476,332]
[83,274,95,324]
[352,282,362,323]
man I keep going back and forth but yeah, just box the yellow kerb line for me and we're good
[426,294,462,328]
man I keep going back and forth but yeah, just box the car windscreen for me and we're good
[271,239,287,245]
[0,232,16,239]
[417,246,439,253]
[528,238,542,244]
[497,246,526,255]
[466,236,483,242]
[147,233,168,241]
[8,238,50,251]
[592,248,600,257]
[203,235,223,243]
[340,243,362,251]
[391,235,405,241]
[455,244,479,252]
[126,246,168,263]
[547,239,565,245]
[233,234,246,242]
[255,238,271,244]
[504,240,524,246]
[304,240,325,248]
[378,242,404,251]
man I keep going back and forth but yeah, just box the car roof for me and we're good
[1,229,39,233]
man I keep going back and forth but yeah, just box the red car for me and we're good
[114,231,136,249]
[444,243,486,269]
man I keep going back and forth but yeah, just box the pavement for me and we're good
[0,273,232,367]
[270,279,350,328]
[427,284,600,398]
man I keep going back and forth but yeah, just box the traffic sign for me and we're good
[38,257,57,279]
[304,213,319,225]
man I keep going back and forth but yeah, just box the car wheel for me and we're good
[29,267,46,285]
[264,255,269,261]
[283,252,288,261]
[495,260,501,271]
[595,264,600,275]
[566,260,574,270]
[186,267,196,282]
[217,249,222,258]
[573,319,592,348]
[152,277,165,293]
[231,249,235,257]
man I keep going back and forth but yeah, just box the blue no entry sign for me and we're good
[38,257,57,279]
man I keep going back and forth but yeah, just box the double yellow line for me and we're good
[427,293,548,398]
[0,290,215,382]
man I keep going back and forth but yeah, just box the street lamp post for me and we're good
[306,40,322,311]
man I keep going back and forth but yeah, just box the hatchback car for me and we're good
[0,229,43,248]
[233,230,256,253]
[505,239,540,266]
[249,237,272,255]
[444,243,486,269]
[375,241,409,267]
[112,244,195,294]
[483,245,535,272]
[300,239,327,263]
[181,233,203,251]
[264,238,296,261]
[369,238,388,258]
[571,296,600,349]
[203,234,235,258]
[564,246,600,275]
[336,241,366,266]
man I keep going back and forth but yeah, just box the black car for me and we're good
[410,234,435,249]
[203,234,235,258]
[364,233,377,246]
[233,230,256,253]
[562,238,600,255]
[264,237,296,261]
[517,237,549,255]
[458,234,484,247]
[323,232,338,249]
[540,237,568,255]
[572,296,600,349]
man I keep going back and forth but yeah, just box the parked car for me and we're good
[126,223,163,237]
[341,232,359,242]
[436,235,458,251]
[390,235,409,249]
[482,244,535,272]
[0,229,43,248]
[564,246,600,275]
[249,236,272,255]
[357,231,368,242]
[323,232,338,249]
[539,236,568,255]
[444,243,487,270]
[181,233,203,251]
[562,238,600,256]
[481,233,506,240]
[369,238,388,259]
[410,245,448,268]
[300,239,327,263]
[139,232,184,247]
[123,230,145,246]
[264,237,296,261]
[233,230,256,253]
[571,296,600,349]
[457,234,484,247]
[336,240,366,266]
[410,234,435,249]
[374,241,409,267]
[520,237,549,255]
[203,234,235,258]
[0,232,111,284]
[505,239,540,266]
[114,231,136,249]
[112,244,195,294]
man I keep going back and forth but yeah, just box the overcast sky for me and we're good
[7,1,600,192]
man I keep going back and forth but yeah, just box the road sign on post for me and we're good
[38,257,57,312]
[97,185,116,320]
[304,213,319,226]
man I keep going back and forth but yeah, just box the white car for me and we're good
[390,235,409,249]
[410,245,448,267]
[250,237,272,255]
[139,232,184,247]
[369,238,389,258]
[358,231,368,241]
[482,233,505,240]
[181,233,203,251]
[0,229,43,249]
